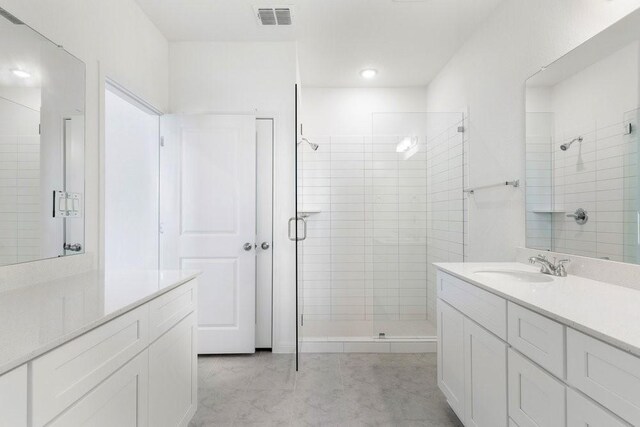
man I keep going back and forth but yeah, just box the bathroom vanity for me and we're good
[436,262,640,427]
[0,270,199,427]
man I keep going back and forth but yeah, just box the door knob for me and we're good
[261,242,270,250]
[243,242,253,251]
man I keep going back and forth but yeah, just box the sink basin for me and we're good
[472,269,554,283]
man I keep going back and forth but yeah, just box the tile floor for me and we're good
[190,351,463,426]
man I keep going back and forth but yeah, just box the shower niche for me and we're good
[525,9,640,263]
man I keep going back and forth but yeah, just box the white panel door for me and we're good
[161,114,256,354]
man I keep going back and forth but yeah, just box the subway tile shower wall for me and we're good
[298,117,465,333]
[526,109,639,262]
[0,100,41,266]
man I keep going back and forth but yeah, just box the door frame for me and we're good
[99,73,163,270]
[255,117,275,349]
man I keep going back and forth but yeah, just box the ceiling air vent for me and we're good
[254,6,293,26]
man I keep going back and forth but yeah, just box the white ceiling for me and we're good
[134,0,504,87]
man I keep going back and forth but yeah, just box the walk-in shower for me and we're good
[296,112,465,351]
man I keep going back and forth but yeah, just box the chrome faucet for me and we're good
[528,254,570,277]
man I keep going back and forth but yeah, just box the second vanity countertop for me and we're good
[0,269,199,376]
[435,262,640,357]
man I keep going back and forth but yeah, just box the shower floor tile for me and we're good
[190,351,462,427]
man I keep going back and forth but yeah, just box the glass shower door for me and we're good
[371,112,464,339]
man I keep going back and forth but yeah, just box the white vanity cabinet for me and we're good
[437,300,465,420]
[436,268,640,427]
[3,277,197,427]
[437,277,508,427]
[0,365,27,426]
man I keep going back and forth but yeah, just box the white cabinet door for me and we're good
[464,318,508,427]
[567,388,627,427]
[48,350,148,427]
[149,312,197,427]
[437,299,465,422]
[508,349,565,427]
[0,365,27,426]
[161,114,256,354]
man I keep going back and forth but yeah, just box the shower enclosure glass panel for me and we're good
[297,112,464,344]
[372,112,464,339]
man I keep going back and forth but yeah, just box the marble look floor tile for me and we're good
[234,389,295,425]
[291,388,349,426]
[192,352,462,427]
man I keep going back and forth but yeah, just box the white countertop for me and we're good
[435,262,640,357]
[0,269,199,375]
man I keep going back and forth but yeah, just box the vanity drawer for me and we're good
[567,388,628,427]
[508,349,565,427]
[567,328,640,426]
[507,302,565,378]
[149,279,197,342]
[437,271,507,339]
[32,304,149,427]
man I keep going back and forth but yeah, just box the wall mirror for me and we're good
[525,9,640,263]
[0,8,85,267]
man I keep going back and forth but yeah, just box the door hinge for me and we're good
[159,223,164,234]
[457,126,465,133]
[300,314,304,326]
[160,136,165,147]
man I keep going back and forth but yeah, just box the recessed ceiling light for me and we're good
[360,68,377,79]
[10,68,30,79]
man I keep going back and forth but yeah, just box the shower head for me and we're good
[560,136,583,151]
[298,137,319,151]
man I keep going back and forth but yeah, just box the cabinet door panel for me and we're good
[149,312,197,427]
[0,365,27,426]
[464,318,508,427]
[508,349,565,427]
[437,299,465,422]
[48,350,148,427]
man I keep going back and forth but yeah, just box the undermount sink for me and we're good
[472,269,554,283]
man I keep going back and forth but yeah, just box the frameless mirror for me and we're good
[0,8,85,267]
[525,9,640,263]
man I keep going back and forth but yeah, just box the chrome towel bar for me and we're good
[463,179,520,195]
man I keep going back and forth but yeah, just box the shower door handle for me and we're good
[288,216,308,241]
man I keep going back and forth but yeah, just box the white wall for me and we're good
[104,89,160,271]
[169,41,297,352]
[0,0,169,285]
[302,88,427,136]
[425,0,640,262]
